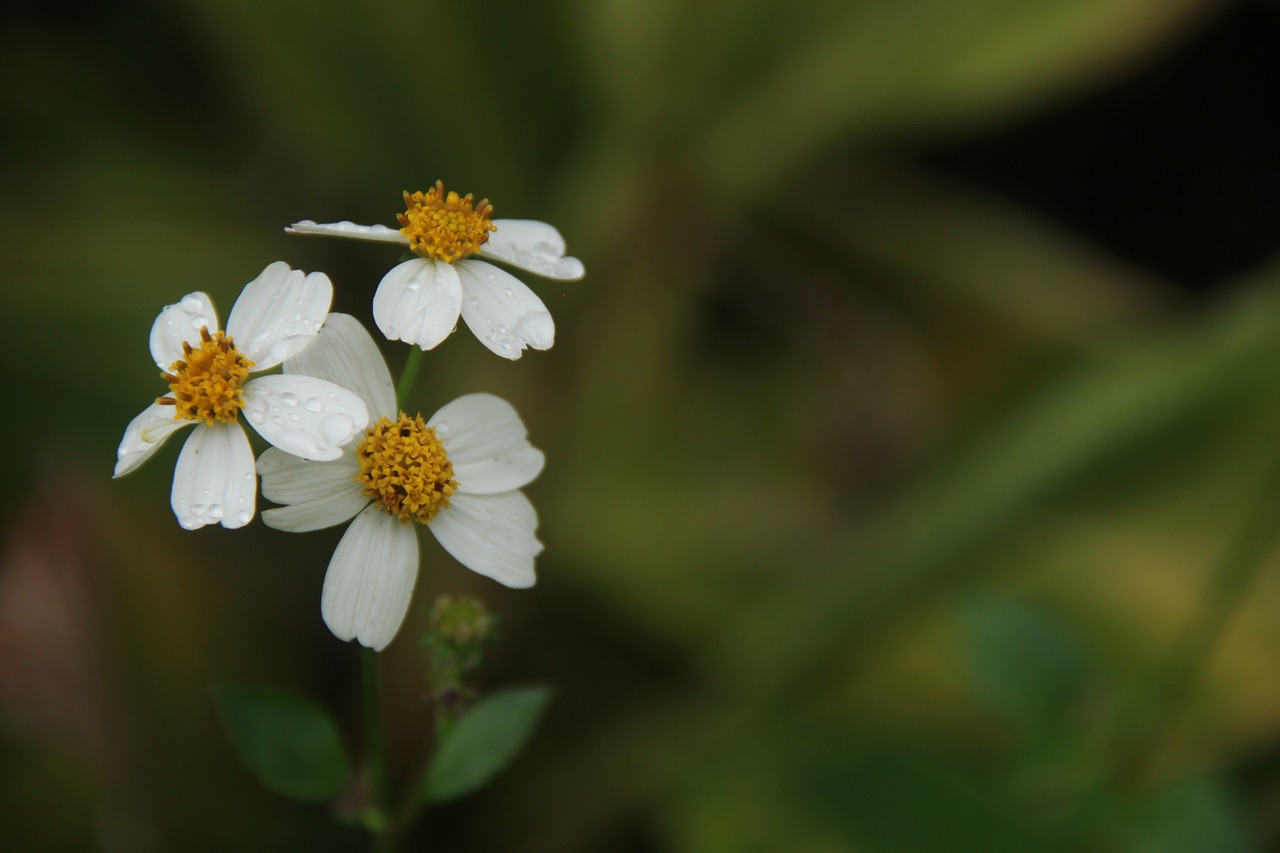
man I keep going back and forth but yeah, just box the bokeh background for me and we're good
[5,0,1280,849]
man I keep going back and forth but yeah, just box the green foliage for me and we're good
[213,686,351,803]
[420,686,552,804]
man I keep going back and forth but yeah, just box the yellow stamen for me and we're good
[160,328,254,425]
[357,414,458,524]
[398,180,496,263]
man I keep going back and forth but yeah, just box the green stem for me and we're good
[397,347,425,412]
[362,646,394,850]
[361,344,426,850]
[1108,457,1280,785]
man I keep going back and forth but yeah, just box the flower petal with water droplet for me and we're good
[242,374,369,461]
[456,260,554,360]
[287,220,411,245]
[479,219,584,280]
[170,422,256,530]
[283,313,397,420]
[114,401,195,478]
[429,394,544,493]
[226,261,333,371]
[372,258,462,350]
[150,292,218,370]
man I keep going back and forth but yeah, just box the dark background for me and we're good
[4,1,1280,850]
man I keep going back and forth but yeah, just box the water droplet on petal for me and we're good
[280,429,321,458]
[320,414,355,445]
[304,397,323,413]
[280,392,299,407]
[236,510,252,525]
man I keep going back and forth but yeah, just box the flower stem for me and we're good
[362,646,394,850]
[397,347,425,411]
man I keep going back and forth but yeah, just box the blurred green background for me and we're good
[5,0,1280,849]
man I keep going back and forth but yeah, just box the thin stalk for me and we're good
[397,347,425,411]
[1109,456,1280,785]
[362,646,393,849]
[360,343,425,851]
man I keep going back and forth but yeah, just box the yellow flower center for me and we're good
[357,414,458,524]
[397,181,496,263]
[158,328,255,425]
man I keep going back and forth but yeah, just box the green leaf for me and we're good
[213,685,350,803]
[421,686,553,804]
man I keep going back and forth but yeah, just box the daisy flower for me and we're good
[286,181,584,360]
[256,313,545,650]
[113,262,370,530]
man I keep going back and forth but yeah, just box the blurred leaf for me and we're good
[700,0,1220,194]
[962,594,1089,723]
[421,685,552,804]
[175,0,516,194]
[1128,776,1257,853]
[717,264,1280,704]
[790,165,1169,343]
[213,685,350,803]
[669,722,1071,853]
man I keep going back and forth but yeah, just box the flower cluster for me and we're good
[114,184,581,649]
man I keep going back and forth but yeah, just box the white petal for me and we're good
[456,260,554,360]
[283,313,397,420]
[480,219,585,280]
[149,292,219,371]
[321,506,419,650]
[429,394,544,494]
[114,401,194,478]
[241,375,369,461]
[170,423,256,530]
[257,445,361,505]
[226,261,333,371]
[257,443,362,527]
[430,491,541,588]
[287,220,410,245]
[372,258,463,350]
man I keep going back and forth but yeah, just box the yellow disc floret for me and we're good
[398,181,496,263]
[357,414,458,524]
[157,328,255,425]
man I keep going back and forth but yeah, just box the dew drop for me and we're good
[304,397,323,413]
[191,314,211,330]
[320,414,355,445]
[180,296,203,312]
[236,510,252,525]
[282,430,321,458]
[279,392,299,407]
[435,422,449,435]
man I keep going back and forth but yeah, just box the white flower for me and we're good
[286,181,584,360]
[113,262,371,530]
[257,313,545,650]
